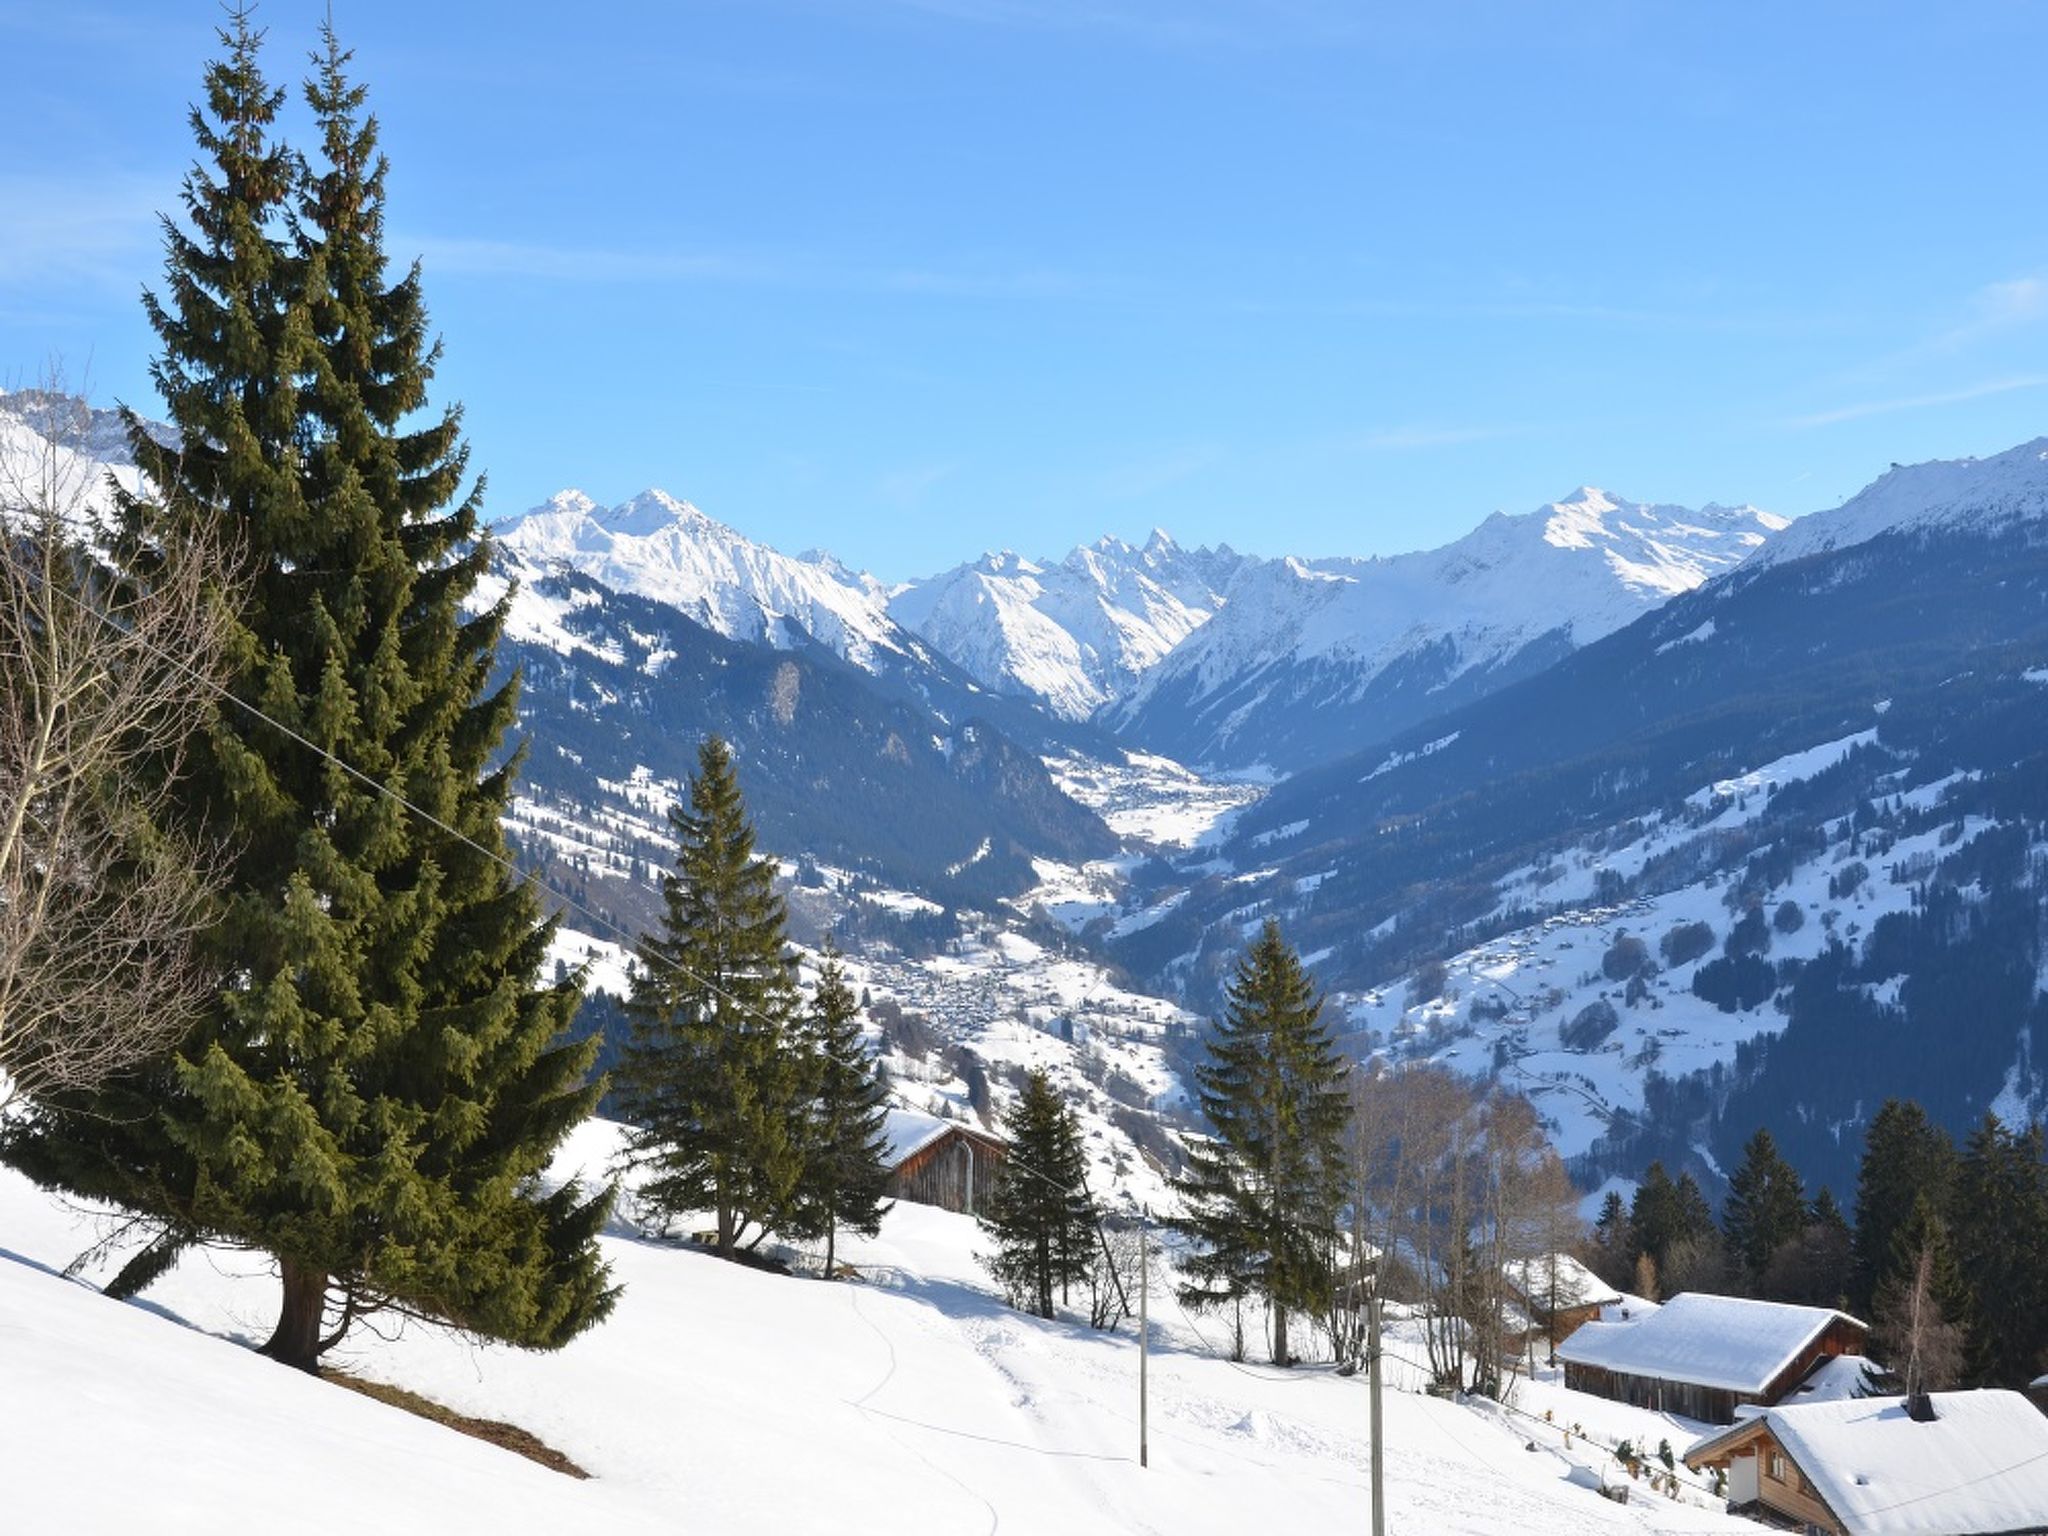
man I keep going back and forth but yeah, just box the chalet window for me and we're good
[1767,1449,1786,1480]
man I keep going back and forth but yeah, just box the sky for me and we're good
[7,1,2048,581]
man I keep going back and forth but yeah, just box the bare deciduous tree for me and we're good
[0,382,233,1108]
[1875,1245,1966,1395]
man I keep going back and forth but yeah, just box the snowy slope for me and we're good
[1332,729,1974,1163]
[890,531,1248,720]
[0,390,152,524]
[1108,490,1784,772]
[1,1144,1759,1536]
[1754,436,2048,568]
[494,488,914,670]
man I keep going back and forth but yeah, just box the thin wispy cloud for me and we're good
[1092,444,1221,501]
[1920,274,2048,354]
[1345,423,1518,453]
[850,0,1310,49]
[876,461,958,507]
[1785,375,2048,430]
[408,234,1094,302]
[0,172,162,290]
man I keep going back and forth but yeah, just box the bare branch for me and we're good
[0,368,238,1108]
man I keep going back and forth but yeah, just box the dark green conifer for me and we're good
[1722,1128,1806,1290]
[618,736,802,1255]
[1171,920,1350,1367]
[1629,1162,1682,1267]
[1950,1114,2048,1385]
[2,17,615,1370]
[788,946,893,1276]
[1851,1099,1956,1314]
[979,1068,1095,1319]
[1590,1189,1634,1288]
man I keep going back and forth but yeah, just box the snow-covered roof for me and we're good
[880,1109,1003,1169]
[1556,1292,1866,1395]
[882,1109,957,1167]
[1686,1390,2048,1536]
[1500,1254,1620,1312]
[1783,1353,1887,1405]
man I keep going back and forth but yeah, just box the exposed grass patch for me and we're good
[321,1369,589,1479]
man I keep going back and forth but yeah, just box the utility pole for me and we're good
[1138,1217,1150,1469]
[1367,1264,1385,1536]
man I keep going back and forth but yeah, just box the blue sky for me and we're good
[7,1,2048,580]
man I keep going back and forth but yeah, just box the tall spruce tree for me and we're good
[1950,1114,2048,1386]
[1629,1162,1682,1268]
[787,945,893,1276]
[1,17,615,1370]
[1722,1128,1807,1291]
[1172,920,1350,1367]
[617,736,803,1255]
[1590,1189,1634,1289]
[979,1068,1094,1319]
[1851,1099,1956,1314]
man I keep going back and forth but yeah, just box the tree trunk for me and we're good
[259,1257,329,1373]
[717,1200,735,1256]
[1037,1236,1053,1319]
[1273,1299,1291,1368]
[825,1220,837,1280]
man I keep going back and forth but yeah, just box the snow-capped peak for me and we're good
[1758,437,2048,568]
[891,531,1251,721]
[493,488,906,668]
[1106,489,1784,769]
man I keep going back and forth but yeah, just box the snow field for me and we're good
[0,1141,1759,1536]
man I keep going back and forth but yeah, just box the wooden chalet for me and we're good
[1684,1390,2048,1535]
[1557,1292,1867,1425]
[883,1109,1006,1216]
[1501,1253,1620,1357]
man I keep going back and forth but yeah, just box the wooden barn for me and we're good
[883,1109,1006,1216]
[1502,1253,1621,1358]
[1558,1292,1868,1425]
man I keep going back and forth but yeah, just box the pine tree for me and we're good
[1950,1114,2048,1386]
[1629,1162,1682,1268]
[1674,1171,1718,1248]
[1722,1128,1806,1291]
[617,736,803,1255]
[1590,1189,1634,1289]
[1851,1099,1956,1314]
[787,945,893,1276]
[979,1068,1094,1319]
[1171,920,1350,1367]
[1,17,615,1370]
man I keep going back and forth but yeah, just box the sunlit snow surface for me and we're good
[2,1137,1759,1535]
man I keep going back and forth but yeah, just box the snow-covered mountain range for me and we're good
[887,531,1249,720]
[1104,490,1787,772]
[494,488,916,671]
[493,483,1785,775]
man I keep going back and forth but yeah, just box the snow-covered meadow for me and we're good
[1,1123,1758,1535]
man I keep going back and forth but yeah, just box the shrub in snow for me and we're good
[1601,934,1650,982]
[1406,959,1449,1008]
[1659,920,1716,968]
[1773,899,1805,934]
[1561,999,1620,1052]
[1725,907,1772,958]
